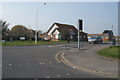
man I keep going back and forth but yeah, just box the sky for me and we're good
[1,2,118,36]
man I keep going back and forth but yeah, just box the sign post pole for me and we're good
[78,19,83,49]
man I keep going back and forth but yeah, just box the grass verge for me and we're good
[97,46,120,59]
[2,40,76,46]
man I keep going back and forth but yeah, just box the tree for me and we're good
[10,25,28,40]
[10,25,35,40]
[26,29,35,40]
[0,20,10,40]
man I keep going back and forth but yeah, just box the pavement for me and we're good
[56,44,119,78]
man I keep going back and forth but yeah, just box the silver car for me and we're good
[88,36,103,44]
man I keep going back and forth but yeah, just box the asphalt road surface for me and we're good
[2,43,106,78]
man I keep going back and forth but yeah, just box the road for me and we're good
[2,43,106,78]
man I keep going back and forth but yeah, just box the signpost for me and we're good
[78,19,83,49]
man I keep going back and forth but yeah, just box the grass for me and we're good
[97,46,120,59]
[2,40,76,46]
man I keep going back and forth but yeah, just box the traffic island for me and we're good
[56,44,118,78]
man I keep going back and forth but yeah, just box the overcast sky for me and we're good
[1,2,118,36]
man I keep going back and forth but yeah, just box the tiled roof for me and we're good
[47,22,78,35]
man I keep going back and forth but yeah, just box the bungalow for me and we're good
[47,23,77,41]
[46,22,88,41]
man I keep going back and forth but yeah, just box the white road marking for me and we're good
[66,73,70,76]
[39,62,42,64]
[57,74,61,77]
[8,64,12,66]
[49,62,52,64]
[46,76,50,78]
[0,65,2,67]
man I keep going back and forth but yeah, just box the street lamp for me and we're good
[35,3,46,44]
[35,7,38,44]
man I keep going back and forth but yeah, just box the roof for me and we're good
[103,30,113,34]
[87,34,102,36]
[87,34,109,36]
[47,22,78,35]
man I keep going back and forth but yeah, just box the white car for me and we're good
[88,36,103,44]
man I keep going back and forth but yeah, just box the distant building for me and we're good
[87,30,114,42]
[114,36,120,41]
[39,32,48,40]
[103,30,114,41]
[46,22,88,41]
[87,34,109,42]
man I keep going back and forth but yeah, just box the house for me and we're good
[46,22,88,41]
[39,32,48,40]
[103,30,114,41]
[47,23,77,41]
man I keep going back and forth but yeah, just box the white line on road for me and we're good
[57,74,61,77]
[49,62,52,64]
[46,76,50,78]
[66,73,70,76]
[8,64,12,66]
[0,65,2,67]
[39,62,42,64]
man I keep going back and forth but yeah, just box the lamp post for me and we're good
[35,3,46,44]
[35,7,38,44]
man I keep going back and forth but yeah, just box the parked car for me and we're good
[88,36,103,44]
